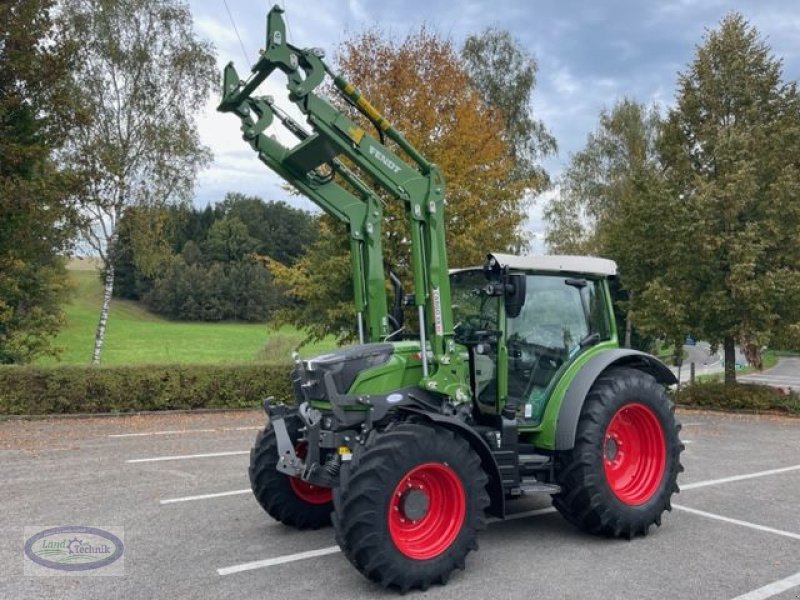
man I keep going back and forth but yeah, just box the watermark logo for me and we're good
[24,526,124,576]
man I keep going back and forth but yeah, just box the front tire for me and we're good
[333,423,489,592]
[553,367,683,538]
[248,415,333,529]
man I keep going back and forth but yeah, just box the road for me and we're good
[740,356,800,391]
[2,409,800,599]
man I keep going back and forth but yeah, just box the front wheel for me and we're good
[553,367,684,538]
[333,423,489,592]
[248,415,333,529]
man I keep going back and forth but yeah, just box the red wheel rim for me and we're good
[288,442,332,505]
[387,462,466,560]
[603,402,666,505]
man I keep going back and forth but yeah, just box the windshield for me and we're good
[450,269,499,343]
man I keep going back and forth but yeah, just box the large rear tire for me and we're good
[553,367,683,538]
[333,423,489,592]
[248,416,333,529]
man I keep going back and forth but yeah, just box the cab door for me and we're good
[505,274,611,422]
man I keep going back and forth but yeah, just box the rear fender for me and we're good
[555,349,677,451]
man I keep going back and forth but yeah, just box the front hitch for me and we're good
[264,398,332,486]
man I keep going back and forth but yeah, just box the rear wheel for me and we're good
[333,423,489,592]
[249,415,333,529]
[553,367,683,538]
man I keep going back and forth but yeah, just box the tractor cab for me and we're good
[451,254,618,425]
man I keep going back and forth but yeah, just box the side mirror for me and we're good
[504,273,526,318]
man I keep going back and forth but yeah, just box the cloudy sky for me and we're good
[187,0,800,252]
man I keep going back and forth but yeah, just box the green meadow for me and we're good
[38,269,336,366]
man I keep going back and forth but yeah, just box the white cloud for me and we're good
[347,0,369,23]
[551,65,580,97]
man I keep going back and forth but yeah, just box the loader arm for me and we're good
[218,5,469,401]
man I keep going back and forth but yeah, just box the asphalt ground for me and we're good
[741,357,800,392]
[1,408,799,599]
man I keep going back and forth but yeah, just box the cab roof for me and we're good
[452,253,618,277]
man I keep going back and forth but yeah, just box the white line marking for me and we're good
[681,464,800,490]
[109,426,260,438]
[218,546,342,576]
[109,429,218,438]
[216,507,556,576]
[126,450,248,463]
[731,571,800,600]
[160,489,250,504]
[673,504,800,541]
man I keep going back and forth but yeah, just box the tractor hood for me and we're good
[303,343,395,396]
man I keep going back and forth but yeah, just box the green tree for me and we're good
[0,0,83,363]
[205,216,256,263]
[461,27,557,192]
[60,0,216,363]
[651,13,800,384]
[544,99,666,349]
[217,193,318,265]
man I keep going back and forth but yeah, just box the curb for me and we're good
[0,406,266,422]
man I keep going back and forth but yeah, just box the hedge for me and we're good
[0,363,294,416]
[5,364,798,418]
[675,382,800,415]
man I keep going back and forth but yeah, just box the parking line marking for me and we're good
[126,450,249,463]
[109,426,261,438]
[161,489,250,504]
[216,507,557,576]
[218,546,342,575]
[731,571,800,600]
[673,504,800,541]
[109,429,218,438]
[681,464,800,490]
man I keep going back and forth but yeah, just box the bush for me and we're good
[0,363,294,416]
[676,382,800,414]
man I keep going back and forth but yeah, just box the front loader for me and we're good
[218,6,683,592]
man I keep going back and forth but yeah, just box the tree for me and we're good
[60,0,216,363]
[205,216,256,263]
[271,28,551,341]
[217,193,318,266]
[653,13,800,385]
[544,99,666,349]
[461,27,557,192]
[0,0,83,363]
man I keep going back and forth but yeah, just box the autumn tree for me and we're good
[60,0,216,363]
[0,0,83,363]
[651,13,800,385]
[272,28,552,341]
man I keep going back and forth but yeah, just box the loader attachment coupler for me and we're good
[217,4,470,403]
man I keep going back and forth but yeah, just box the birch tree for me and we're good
[61,0,216,363]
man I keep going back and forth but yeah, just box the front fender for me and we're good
[554,349,677,451]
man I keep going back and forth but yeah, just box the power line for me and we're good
[223,0,250,66]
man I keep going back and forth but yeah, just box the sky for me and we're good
[187,0,800,253]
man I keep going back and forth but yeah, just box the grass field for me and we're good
[37,270,336,366]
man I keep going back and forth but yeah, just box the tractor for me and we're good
[218,6,683,592]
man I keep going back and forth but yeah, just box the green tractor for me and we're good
[219,6,683,592]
